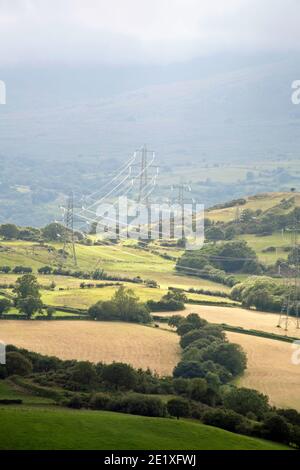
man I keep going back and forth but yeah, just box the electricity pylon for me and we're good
[171,183,192,241]
[62,192,77,266]
[130,145,159,240]
[277,190,300,331]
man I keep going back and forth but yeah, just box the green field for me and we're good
[238,232,291,265]
[206,191,300,223]
[0,380,55,405]
[0,407,289,450]
[0,240,230,293]
[41,286,234,310]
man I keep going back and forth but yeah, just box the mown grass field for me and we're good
[159,304,300,339]
[0,320,180,376]
[227,332,300,411]
[0,407,289,450]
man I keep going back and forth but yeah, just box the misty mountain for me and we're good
[0,54,299,163]
[0,54,300,225]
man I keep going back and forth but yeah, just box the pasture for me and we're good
[41,285,233,310]
[0,408,289,450]
[0,320,180,376]
[206,191,300,223]
[0,240,230,293]
[238,232,291,265]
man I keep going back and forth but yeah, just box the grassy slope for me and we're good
[238,232,291,264]
[0,241,229,293]
[0,380,54,405]
[0,407,289,450]
[206,192,300,223]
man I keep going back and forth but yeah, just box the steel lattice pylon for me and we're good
[277,190,300,331]
[62,192,77,266]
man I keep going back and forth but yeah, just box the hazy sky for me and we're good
[0,0,300,66]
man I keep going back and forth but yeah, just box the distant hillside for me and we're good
[1,54,300,225]
[206,192,300,223]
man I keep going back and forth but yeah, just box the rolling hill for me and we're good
[0,407,289,450]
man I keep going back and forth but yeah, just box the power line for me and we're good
[277,189,300,331]
[61,191,77,266]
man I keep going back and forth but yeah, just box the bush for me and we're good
[0,223,19,239]
[71,362,97,387]
[177,322,196,336]
[147,299,184,312]
[180,326,224,349]
[167,397,191,419]
[173,377,190,395]
[5,352,33,376]
[202,408,245,433]
[90,392,111,410]
[201,342,247,377]
[188,378,208,402]
[66,395,84,409]
[173,360,207,379]
[277,408,300,427]
[261,413,291,444]
[147,290,187,312]
[111,394,166,417]
[0,298,11,316]
[223,387,269,419]
[0,266,11,273]
[102,363,137,391]
[168,315,184,328]
[13,266,32,274]
[89,286,152,324]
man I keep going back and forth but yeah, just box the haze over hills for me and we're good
[1,53,300,225]
[1,54,300,162]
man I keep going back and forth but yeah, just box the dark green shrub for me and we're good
[202,408,245,433]
[102,363,137,391]
[261,413,291,444]
[90,393,111,410]
[66,395,84,409]
[111,394,166,417]
[6,352,33,376]
[223,387,269,419]
[167,397,191,419]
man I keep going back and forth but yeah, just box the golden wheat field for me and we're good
[227,332,300,410]
[0,320,180,376]
[161,304,300,339]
